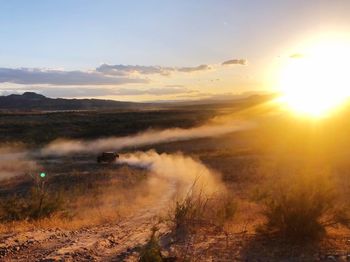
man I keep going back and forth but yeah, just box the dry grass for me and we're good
[170,185,237,238]
[0,166,167,233]
[254,168,350,240]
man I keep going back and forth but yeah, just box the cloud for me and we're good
[114,86,193,96]
[97,64,170,76]
[222,59,247,65]
[96,63,211,76]
[0,68,147,86]
[177,64,211,72]
[0,58,241,88]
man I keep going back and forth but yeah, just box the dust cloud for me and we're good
[117,150,225,196]
[42,121,252,155]
[0,147,38,180]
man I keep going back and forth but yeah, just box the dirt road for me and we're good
[0,151,220,261]
[0,181,175,262]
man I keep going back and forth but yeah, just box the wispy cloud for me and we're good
[177,64,211,72]
[0,68,147,86]
[96,64,170,76]
[222,59,247,65]
[0,58,245,93]
[96,63,211,76]
[114,86,193,96]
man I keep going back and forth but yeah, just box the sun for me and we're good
[278,37,350,117]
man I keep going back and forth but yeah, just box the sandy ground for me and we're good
[0,180,175,262]
[167,228,350,262]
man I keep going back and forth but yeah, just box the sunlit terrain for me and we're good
[1,1,350,262]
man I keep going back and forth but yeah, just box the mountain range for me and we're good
[0,92,275,111]
[0,92,143,111]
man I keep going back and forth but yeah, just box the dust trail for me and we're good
[0,147,38,180]
[117,150,225,196]
[42,120,253,155]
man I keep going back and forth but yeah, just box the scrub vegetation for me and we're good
[1,103,350,261]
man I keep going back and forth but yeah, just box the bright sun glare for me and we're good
[278,37,350,117]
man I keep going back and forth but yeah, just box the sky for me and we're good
[0,0,349,101]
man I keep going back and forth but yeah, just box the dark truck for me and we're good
[97,152,119,163]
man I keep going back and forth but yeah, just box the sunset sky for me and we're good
[0,0,349,101]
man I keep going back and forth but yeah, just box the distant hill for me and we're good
[0,92,276,111]
[0,92,144,111]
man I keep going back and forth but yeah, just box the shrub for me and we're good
[139,227,164,262]
[214,195,237,227]
[172,188,236,237]
[256,171,350,240]
[0,186,64,222]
